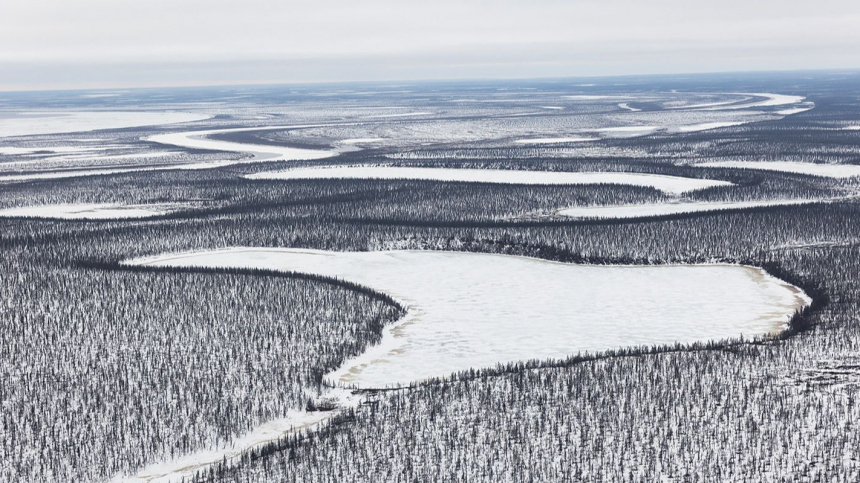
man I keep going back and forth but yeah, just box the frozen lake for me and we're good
[248,166,733,195]
[133,248,809,388]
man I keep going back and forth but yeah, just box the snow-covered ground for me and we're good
[148,126,338,164]
[666,93,806,111]
[132,248,809,388]
[718,93,806,109]
[247,166,733,195]
[0,203,188,220]
[338,137,386,144]
[0,126,340,182]
[558,199,835,220]
[698,161,860,178]
[514,137,599,144]
[113,388,362,483]
[0,111,209,138]
[677,122,745,133]
[593,126,659,138]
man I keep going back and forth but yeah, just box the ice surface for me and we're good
[558,199,835,219]
[514,137,599,144]
[0,126,338,182]
[133,248,809,389]
[0,111,209,137]
[0,203,186,220]
[247,166,733,195]
[699,161,860,178]
[677,122,745,133]
[149,126,337,164]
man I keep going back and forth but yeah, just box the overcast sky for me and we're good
[2,0,859,91]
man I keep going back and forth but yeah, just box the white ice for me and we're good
[133,248,809,389]
[339,138,386,144]
[148,126,337,165]
[704,93,806,110]
[699,161,860,178]
[0,126,339,182]
[558,198,836,220]
[0,203,187,220]
[0,111,209,138]
[677,122,745,133]
[514,137,599,144]
[247,166,733,195]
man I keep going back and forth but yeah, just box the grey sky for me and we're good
[2,0,859,91]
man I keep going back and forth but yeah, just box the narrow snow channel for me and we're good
[558,198,836,219]
[247,166,733,195]
[0,203,188,220]
[698,161,860,178]
[121,248,810,482]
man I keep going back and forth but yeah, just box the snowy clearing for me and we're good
[677,122,746,133]
[132,248,809,389]
[0,111,209,138]
[698,161,860,178]
[514,137,599,144]
[593,126,659,138]
[0,203,188,220]
[247,166,733,195]
[558,198,837,220]
[113,400,345,483]
[338,138,386,144]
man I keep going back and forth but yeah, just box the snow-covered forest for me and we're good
[2,71,860,482]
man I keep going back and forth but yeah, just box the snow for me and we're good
[112,397,346,483]
[365,112,432,118]
[247,166,733,195]
[132,248,810,389]
[843,126,860,131]
[0,203,187,220]
[777,105,815,116]
[593,126,659,137]
[667,93,805,111]
[339,138,386,144]
[514,137,599,144]
[0,126,340,182]
[705,93,806,110]
[0,146,112,156]
[699,161,860,178]
[0,111,209,138]
[558,198,836,220]
[148,126,337,164]
[677,122,745,133]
